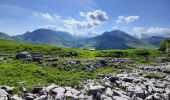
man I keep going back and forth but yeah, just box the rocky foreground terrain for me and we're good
[1,59,170,100]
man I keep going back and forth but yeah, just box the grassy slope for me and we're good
[0,39,164,94]
[0,39,164,64]
[0,39,97,59]
[0,39,162,59]
[0,60,120,94]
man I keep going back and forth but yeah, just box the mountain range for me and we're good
[13,29,78,47]
[0,28,167,50]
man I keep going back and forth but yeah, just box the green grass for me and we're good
[0,39,166,95]
[0,39,98,59]
[144,72,163,79]
[0,39,163,61]
[0,60,120,94]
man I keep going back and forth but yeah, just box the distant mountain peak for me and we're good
[0,29,165,50]
[0,32,12,40]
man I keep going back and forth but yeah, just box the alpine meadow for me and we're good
[0,0,170,100]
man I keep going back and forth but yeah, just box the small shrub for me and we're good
[144,73,162,79]
[135,49,150,57]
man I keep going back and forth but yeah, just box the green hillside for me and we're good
[0,29,165,50]
[0,39,162,59]
[0,39,165,94]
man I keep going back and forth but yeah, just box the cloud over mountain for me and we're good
[33,13,54,21]
[133,27,170,38]
[63,10,108,29]
[146,27,170,34]
[133,27,170,34]
[116,16,139,23]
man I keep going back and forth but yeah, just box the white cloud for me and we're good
[112,26,118,30]
[38,25,58,30]
[37,24,89,36]
[63,10,108,29]
[133,27,170,34]
[34,10,108,36]
[133,27,170,38]
[41,13,53,20]
[146,27,170,34]
[133,27,145,33]
[33,13,60,22]
[116,15,139,23]
[80,12,86,17]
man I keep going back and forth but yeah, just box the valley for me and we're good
[1,0,170,99]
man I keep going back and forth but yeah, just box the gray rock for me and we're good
[45,84,58,92]
[122,77,134,83]
[69,88,80,96]
[88,86,98,95]
[100,95,112,100]
[88,85,105,95]
[135,90,145,99]
[133,79,141,84]
[105,88,113,97]
[112,89,131,100]
[98,85,105,91]
[78,94,85,99]
[32,87,43,94]
[164,91,170,100]
[153,93,163,100]
[11,95,23,100]
[113,96,129,100]
[23,93,35,100]
[103,82,111,87]
[52,87,65,94]
[145,95,154,100]
[1,85,14,94]
[84,95,93,100]
[0,89,8,100]
[109,76,119,82]
[34,95,47,100]
[55,92,65,100]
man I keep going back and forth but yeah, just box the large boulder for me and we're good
[55,92,65,100]
[15,51,32,59]
[52,87,65,94]
[51,87,65,100]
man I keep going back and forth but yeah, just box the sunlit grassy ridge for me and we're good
[0,39,163,59]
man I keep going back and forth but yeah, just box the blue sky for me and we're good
[0,0,170,37]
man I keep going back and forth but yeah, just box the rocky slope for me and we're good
[1,60,170,100]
